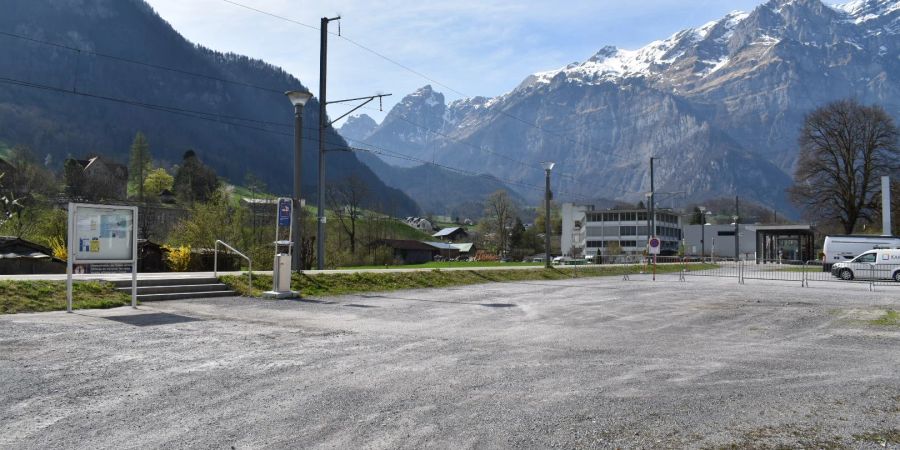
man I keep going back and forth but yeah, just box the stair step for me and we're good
[116,284,230,295]
[136,290,238,302]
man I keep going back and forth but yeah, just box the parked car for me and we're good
[552,256,568,265]
[830,249,900,281]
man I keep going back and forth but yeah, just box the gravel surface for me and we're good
[1,274,899,449]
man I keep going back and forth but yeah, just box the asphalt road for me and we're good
[1,274,898,448]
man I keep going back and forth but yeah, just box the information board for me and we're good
[67,203,139,312]
[71,206,135,261]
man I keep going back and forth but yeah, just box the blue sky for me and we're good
[144,0,772,123]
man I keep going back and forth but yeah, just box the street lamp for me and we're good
[699,206,712,259]
[542,162,555,269]
[285,89,312,272]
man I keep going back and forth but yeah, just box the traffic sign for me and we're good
[648,237,661,255]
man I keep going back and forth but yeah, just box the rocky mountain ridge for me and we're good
[347,0,900,213]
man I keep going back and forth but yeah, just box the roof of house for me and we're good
[451,243,474,253]
[374,239,440,251]
[432,227,465,237]
[0,237,58,260]
[423,241,459,251]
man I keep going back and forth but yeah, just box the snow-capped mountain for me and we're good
[345,0,900,212]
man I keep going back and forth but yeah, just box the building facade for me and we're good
[562,203,683,257]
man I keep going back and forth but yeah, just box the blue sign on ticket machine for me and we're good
[265,197,297,298]
[277,198,292,227]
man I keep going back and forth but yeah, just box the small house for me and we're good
[432,227,468,241]
[0,237,65,274]
[371,239,441,265]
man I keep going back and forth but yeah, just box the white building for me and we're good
[562,203,683,257]
[682,224,757,259]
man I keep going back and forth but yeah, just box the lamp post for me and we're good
[542,162,555,269]
[699,206,712,259]
[285,90,312,273]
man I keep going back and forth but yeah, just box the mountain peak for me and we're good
[338,114,378,142]
[588,46,619,62]
[405,85,445,108]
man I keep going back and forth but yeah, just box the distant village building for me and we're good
[0,237,65,274]
[65,156,128,201]
[404,217,434,233]
[432,227,468,241]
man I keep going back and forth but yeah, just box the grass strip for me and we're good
[222,264,717,298]
[0,280,131,314]
[338,261,543,270]
[869,310,900,327]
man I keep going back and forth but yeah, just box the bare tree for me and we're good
[327,175,369,254]
[483,190,516,255]
[790,99,899,234]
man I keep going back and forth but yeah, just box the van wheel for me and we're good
[893,271,900,282]
[839,269,854,281]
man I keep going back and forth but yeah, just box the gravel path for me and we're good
[1,275,898,448]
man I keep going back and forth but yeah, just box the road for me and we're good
[1,275,898,448]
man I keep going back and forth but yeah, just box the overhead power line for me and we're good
[0,30,289,95]
[215,1,648,182]
[0,74,599,202]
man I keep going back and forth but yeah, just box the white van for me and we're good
[822,235,900,270]
[830,249,900,281]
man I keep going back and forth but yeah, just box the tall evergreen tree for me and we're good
[128,132,152,202]
[174,150,219,204]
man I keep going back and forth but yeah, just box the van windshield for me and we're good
[853,253,877,263]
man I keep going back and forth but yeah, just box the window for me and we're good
[620,226,637,236]
[637,212,647,221]
[855,253,877,263]
[586,240,606,248]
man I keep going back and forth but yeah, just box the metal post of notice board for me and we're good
[67,203,139,313]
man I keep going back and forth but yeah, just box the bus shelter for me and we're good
[755,225,816,263]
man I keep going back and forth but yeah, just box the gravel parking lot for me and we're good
[1,274,899,448]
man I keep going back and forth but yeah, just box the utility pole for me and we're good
[314,17,390,271]
[316,17,338,270]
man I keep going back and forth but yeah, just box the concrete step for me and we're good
[110,277,221,288]
[135,290,238,302]
[116,284,231,295]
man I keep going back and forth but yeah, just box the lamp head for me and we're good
[285,90,313,107]
[541,161,555,172]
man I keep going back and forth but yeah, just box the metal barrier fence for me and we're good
[591,255,900,290]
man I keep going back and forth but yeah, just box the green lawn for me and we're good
[222,264,716,298]
[0,280,131,314]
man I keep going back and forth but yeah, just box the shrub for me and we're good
[164,244,191,272]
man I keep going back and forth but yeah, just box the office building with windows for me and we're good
[562,203,683,257]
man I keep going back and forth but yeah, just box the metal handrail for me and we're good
[214,240,252,286]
